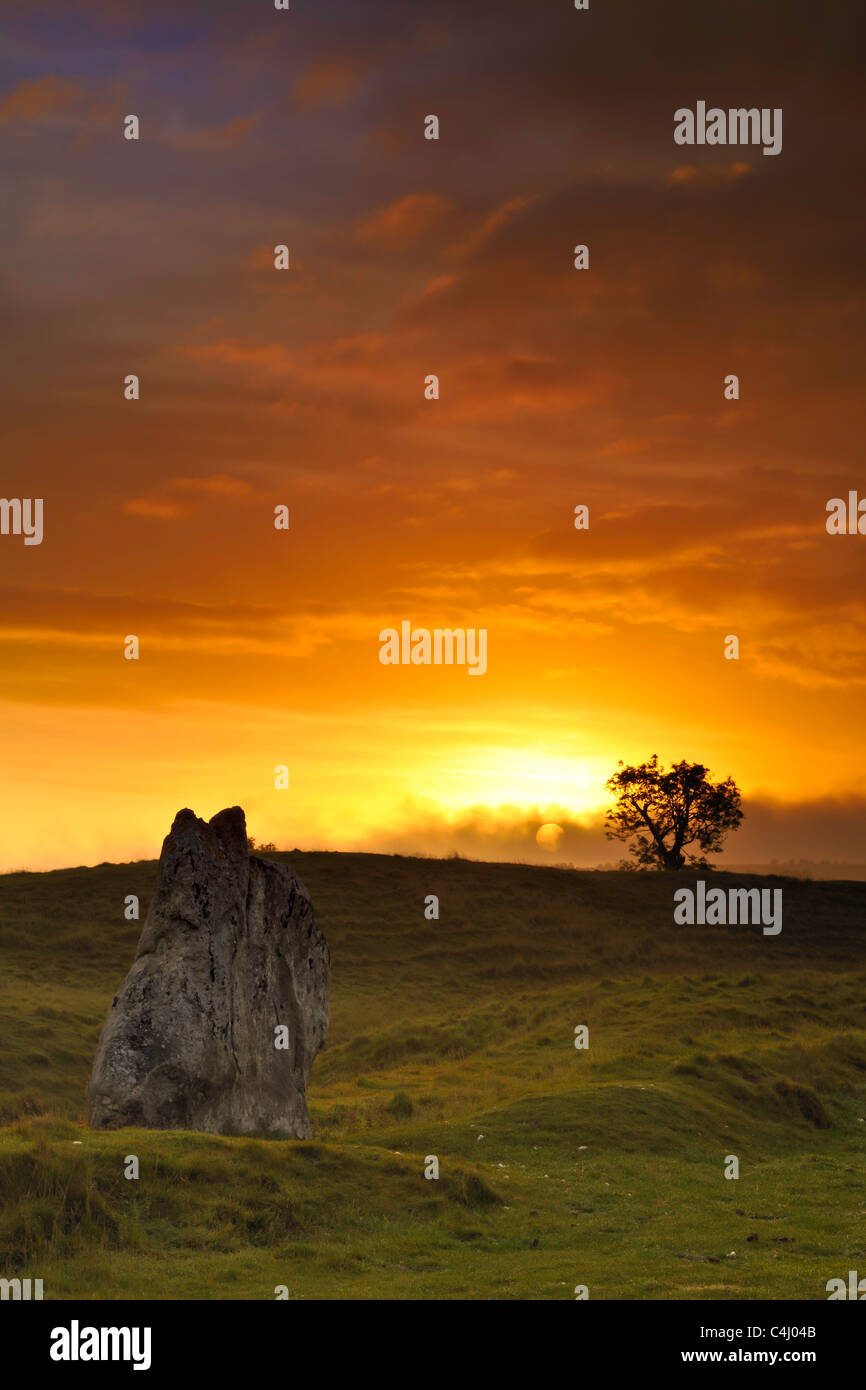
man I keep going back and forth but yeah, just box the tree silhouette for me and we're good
[605,755,743,870]
[247,835,278,853]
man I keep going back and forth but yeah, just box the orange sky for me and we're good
[1,1,864,871]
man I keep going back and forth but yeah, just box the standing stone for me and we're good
[89,807,330,1137]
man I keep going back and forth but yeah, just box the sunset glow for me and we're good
[1,3,864,872]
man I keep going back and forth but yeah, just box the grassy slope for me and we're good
[0,853,864,1300]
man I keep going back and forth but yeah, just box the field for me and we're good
[0,852,864,1300]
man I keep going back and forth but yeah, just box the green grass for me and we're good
[0,854,864,1299]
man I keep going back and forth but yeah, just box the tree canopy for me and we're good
[605,755,743,870]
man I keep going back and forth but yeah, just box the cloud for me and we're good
[667,161,752,188]
[178,339,294,372]
[416,272,458,301]
[361,794,866,869]
[123,498,192,521]
[0,586,386,663]
[449,194,534,259]
[123,473,259,520]
[291,57,366,109]
[0,74,123,126]
[160,113,261,151]
[169,475,255,498]
[355,193,455,249]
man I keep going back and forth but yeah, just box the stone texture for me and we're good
[89,806,329,1137]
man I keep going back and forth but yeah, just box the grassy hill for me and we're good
[0,852,864,1300]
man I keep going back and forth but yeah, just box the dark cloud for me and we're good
[364,793,866,872]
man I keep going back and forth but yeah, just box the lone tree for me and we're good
[605,755,743,870]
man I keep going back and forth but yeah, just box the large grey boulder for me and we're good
[89,806,330,1137]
